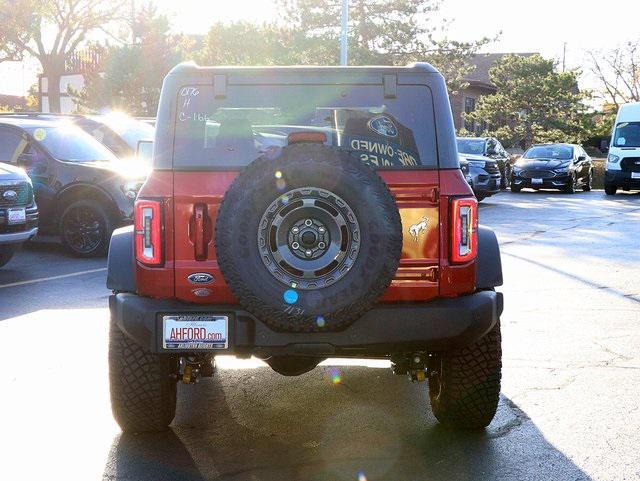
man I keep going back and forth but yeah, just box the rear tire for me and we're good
[604,184,617,196]
[60,200,113,258]
[582,172,592,192]
[109,319,178,433]
[510,184,521,193]
[428,320,502,429]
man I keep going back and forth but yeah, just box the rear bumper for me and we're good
[110,290,503,357]
[605,170,640,189]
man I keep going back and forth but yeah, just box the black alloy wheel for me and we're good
[258,187,360,291]
[60,200,112,257]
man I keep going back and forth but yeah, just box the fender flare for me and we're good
[477,225,503,289]
[107,225,136,292]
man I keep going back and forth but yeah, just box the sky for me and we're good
[2,0,639,96]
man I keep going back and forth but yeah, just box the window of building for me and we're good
[464,97,476,132]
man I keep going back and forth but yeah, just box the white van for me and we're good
[605,102,640,195]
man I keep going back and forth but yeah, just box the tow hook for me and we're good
[391,353,428,383]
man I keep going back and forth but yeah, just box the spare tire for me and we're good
[216,144,402,332]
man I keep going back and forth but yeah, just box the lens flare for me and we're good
[275,170,283,179]
[276,178,287,191]
[283,289,298,304]
[357,471,368,481]
[330,367,341,385]
[316,316,326,328]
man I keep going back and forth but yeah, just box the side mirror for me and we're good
[577,155,586,162]
[136,140,154,163]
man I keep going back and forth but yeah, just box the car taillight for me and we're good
[135,199,163,266]
[450,197,478,264]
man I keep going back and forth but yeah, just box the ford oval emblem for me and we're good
[2,190,18,202]
[188,272,214,285]
[367,115,398,138]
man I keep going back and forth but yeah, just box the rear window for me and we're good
[173,84,437,169]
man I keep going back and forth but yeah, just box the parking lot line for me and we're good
[0,267,107,290]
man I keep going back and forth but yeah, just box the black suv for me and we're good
[0,162,38,268]
[0,115,146,257]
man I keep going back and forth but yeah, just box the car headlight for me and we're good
[607,154,620,163]
[122,180,144,200]
[467,159,486,168]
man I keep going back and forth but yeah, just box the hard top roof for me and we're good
[167,61,440,76]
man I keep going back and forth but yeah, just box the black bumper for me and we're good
[605,170,640,190]
[512,174,570,189]
[470,170,501,197]
[110,290,503,357]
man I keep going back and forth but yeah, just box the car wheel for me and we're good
[583,172,592,192]
[60,200,113,257]
[510,184,521,193]
[0,245,17,269]
[604,184,617,196]
[563,174,576,194]
[216,144,403,333]
[109,318,178,433]
[428,319,502,429]
[266,356,324,376]
[475,193,486,202]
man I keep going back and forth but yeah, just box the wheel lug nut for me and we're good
[305,250,312,257]
[291,242,300,249]
[292,227,299,234]
[304,219,313,226]
[318,242,326,249]
[318,227,325,233]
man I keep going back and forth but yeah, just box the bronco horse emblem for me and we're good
[409,216,429,242]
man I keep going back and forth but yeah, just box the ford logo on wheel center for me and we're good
[188,272,214,284]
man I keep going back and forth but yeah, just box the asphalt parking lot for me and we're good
[1,189,639,481]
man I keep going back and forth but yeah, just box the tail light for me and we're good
[450,197,478,264]
[135,199,163,266]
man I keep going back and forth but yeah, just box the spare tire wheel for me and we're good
[215,144,402,332]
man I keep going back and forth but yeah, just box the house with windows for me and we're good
[449,53,537,134]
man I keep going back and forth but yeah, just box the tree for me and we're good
[277,0,492,94]
[72,4,187,116]
[464,55,592,148]
[0,0,127,112]
[589,40,640,109]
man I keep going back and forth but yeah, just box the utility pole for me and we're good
[562,42,567,72]
[340,0,349,66]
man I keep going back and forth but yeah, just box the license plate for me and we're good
[532,178,543,185]
[632,172,640,179]
[163,315,228,350]
[7,207,26,225]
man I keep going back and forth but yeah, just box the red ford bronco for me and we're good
[107,62,504,433]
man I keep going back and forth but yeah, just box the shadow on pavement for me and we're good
[103,366,591,481]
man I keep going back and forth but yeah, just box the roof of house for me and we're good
[465,53,538,89]
[0,94,27,109]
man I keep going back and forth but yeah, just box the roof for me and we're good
[168,61,440,76]
[464,53,538,89]
[0,94,27,109]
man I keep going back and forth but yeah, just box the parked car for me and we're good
[605,102,640,195]
[457,152,501,201]
[511,143,593,194]
[0,162,38,268]
[0,115,146,257]
[457,136,512,188]
[107,62,504,434]
[72,113,155,160]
